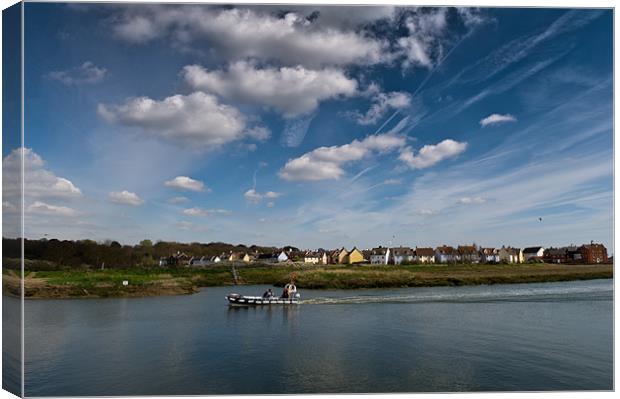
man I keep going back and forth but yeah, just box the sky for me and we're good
[2,3,613,251]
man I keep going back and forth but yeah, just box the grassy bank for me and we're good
[2,261,613,298]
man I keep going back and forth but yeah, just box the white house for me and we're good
[523,246,545,262]
[392,247,414,265]
[277,251,289,262]
[435,246,457,263]
[370,247,390,265]
[304,251,321,264]
[415,248,436,264]
[211,255,222,263]
[480,248,499,263]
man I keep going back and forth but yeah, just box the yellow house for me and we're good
[242,253,254,262]
[348,247,365,264]
[337,248,349,264]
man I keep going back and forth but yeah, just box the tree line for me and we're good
[2,237,279,270]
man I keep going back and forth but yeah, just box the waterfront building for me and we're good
[370,246,390,265]
[348,247,365,264]
[392,247,414,265]
[415,247,436,264]
[523,246,545,262]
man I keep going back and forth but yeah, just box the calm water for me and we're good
[15,279,614,395]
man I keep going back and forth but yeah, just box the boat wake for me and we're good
[300,284,612,305]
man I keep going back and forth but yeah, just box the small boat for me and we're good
[226,293,300,306]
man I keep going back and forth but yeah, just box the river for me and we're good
[9,279,614,395]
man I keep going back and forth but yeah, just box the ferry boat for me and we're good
[225,293,300,306]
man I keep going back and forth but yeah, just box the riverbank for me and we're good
[2,262,613,299]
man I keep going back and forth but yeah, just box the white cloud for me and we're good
[349,91,412,125]
[266,202,275,208]
[397,9,449,69]
[244,189,282,204]
[399,139,467,169]
[182,62,358,117]
[3,148,82,200]
[108,190,144,206]
[112,7,388,67]
[265,191,281,199]
[457,196,487,205]
[27,201,78,217]
[480,113,517,127]
[416,208,438,215]
[279,133,407,181]
[164,176,207,192]
[168,196,189,204]
[98,92,268,148]
[183,207,231,217]
[48,61,107,85]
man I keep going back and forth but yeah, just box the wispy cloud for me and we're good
[480,113,517,127]
[183,207,231,217]
[48,61,106,85]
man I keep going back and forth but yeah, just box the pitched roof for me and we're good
[523,246,544,253]
[370,247,389,255]
[392,247,413,256]
[458,245,477,254]
[435,245,456,254]
[415,247,435,256]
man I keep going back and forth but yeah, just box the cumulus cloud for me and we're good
[182,62,358,117]
[111,7,388,67]
[3,148,82,200]
[98,92,269,148]
[279,133,407,181]
[183,207,230,217]
[398,139,467,169]
[348,91,412,125]
[48,61,107,85]
[457,196,487,204]
[244,188,282,204]
[108,190,144,206]
[164,176,207,192]
[479,113,517,127]
[27,201,78,217]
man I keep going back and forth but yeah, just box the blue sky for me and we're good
[3,4,613,251]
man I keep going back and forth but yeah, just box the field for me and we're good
[2,260,613,298]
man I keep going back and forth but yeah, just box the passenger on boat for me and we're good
[281,285,289,299]
[262,288,274,299]
[287,283,297,298]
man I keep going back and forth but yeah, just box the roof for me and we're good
[392,247,413,256]
[458,245,477,254]
[415,247,435,256]
[370,247,389,255]
[480,248,496,255]
[435,245,456,254]
[545,247,567,256]
[523,246,544,253]
[257,253,278,259]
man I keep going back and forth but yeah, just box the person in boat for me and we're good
[262,288,274,299]
[281,284,289,299]
[287,282,297,298]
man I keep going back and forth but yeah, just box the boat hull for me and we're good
[226,294,299,306]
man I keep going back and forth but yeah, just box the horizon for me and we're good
[2,4,613,251]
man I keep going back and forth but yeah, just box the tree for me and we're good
[139,239,153,247]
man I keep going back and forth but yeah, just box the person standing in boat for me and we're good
[281,284,289,299]
[286,281,297,300]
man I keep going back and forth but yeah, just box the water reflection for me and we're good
[21,280,613,395]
